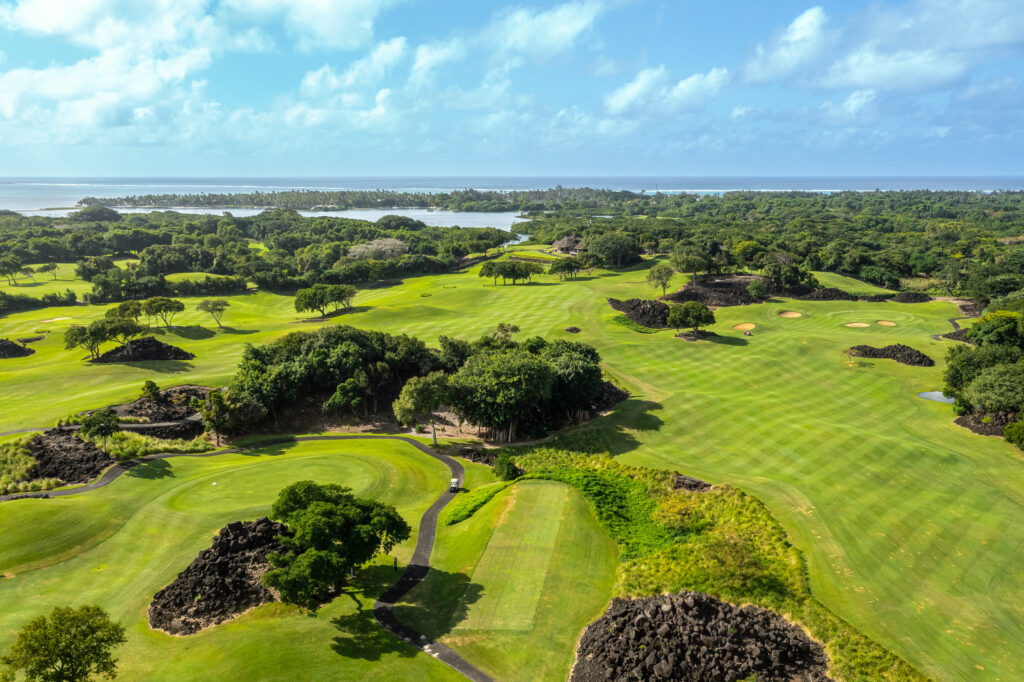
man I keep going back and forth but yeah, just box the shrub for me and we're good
[493,453,521,480]
[746,279,768,300]
[445,481,514,525]
[1005,421,1024,451]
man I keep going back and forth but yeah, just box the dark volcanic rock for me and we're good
[571,590,832,682]
[673,474,712,492]
[27,430,114,484]
[149,518,291,635]
[955,412,1017,437]
[457,446,497,465]
[91,336,194,363]
[607,298,670,328]
[107,386,210,422]
[849,344,935,367]
[892,292,932,303]
[564,326,582,333]
[799,287,859,302]
[666,275,762,307]
[128,421,204,439]
[941,328,974,344]
[0,338,34,358]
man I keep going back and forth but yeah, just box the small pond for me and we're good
[917,391,956,404]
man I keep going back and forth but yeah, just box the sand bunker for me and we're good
[779,311,802,318]
[40,317,71,322]
[845,322,870,327]
[732,323,756,331]
[877,320,897,326]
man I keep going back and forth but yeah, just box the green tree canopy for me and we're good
[197,299,230,327]
[965,311,1024,347]
[79,409,119,449]
[448,349,554,441]
[963,364,1024,413]
[392,371,449,445]
[646,262,675,296]
[141,296,185,328]
[263,481,411,611]
[668,301,716,333]
[0,605,126,682]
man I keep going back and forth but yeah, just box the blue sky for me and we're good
[1,0,1022,176]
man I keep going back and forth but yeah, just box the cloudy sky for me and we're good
[1,0,1022,176]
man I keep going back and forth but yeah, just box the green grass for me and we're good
[811,271,897,296]
[396,480,618,681]
[0,439,463,681]
[3,260,1023,679]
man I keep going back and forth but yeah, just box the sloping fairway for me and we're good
[395,480,618,681]
[0,439,462,681]
[3,260,1024,679]
[457,482,571,631]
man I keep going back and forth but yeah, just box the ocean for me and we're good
[2,177,1023,226]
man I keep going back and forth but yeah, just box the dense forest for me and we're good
[0,207,514,305]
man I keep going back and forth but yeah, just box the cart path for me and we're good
[0,433,493,682]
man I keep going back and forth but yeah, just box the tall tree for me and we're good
[0,605,126,682]
[79,409,120,450]
[141,297,185,328]
[263,481,411,611]
[197,299,230,327]
[646,262,675,296]
[393,371,449,445]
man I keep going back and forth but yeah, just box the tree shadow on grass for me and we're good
[120,360,193,373]
[123,458,174,479]
[330,565,483,661]
[169,325,216,340]
[594,399,665,456]
[295,306,375,323]
[706,334,749,347]
[218,326,259,335]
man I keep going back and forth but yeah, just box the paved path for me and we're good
[0,432,493,681]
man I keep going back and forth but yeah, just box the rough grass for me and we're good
[78,430,215,460]
[445,480,513,525]
[0,434,60,495]
[608,312,661,333]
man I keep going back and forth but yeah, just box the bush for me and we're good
[746,279,768,300]
[1005,421,1024,451]
[445,481,514,525]
[493,453,521,480]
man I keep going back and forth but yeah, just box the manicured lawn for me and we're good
[2,260,1023,679]
[0,439,462,681]
[396,480,618,681]
[812,270,897,296]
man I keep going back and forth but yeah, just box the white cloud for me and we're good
[495,0,604,56]
[743,6,829,83]
[731,105,754,120]
[605,65,729,116]
[820,89,877,121]
[220,0,401,51]
[410,39,465,88]
[301,37,407,96]
[823,44,968,90]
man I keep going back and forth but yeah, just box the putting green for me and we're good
[0,440,462,681]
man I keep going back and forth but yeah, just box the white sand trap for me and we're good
[733,323,756,331]
[877,320,897,327]
[845,322,870,327]
[40,317,71,322]
[779,311,802,318]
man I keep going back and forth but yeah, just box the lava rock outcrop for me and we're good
[571,590,831,682]
[892,292,932,303]
[149,518,291,635]
[91,336,194,363]
[849,344,934,367]
[27,430,114,484]
[0,338,34,358]
[607,298,670,328]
